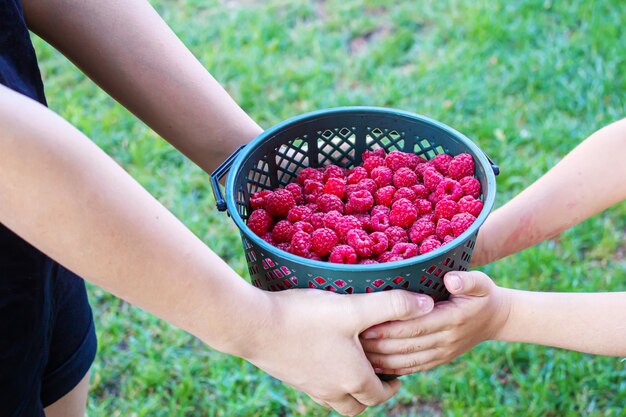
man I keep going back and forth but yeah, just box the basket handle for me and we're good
[210,145,247,212]
[482,151,500,176]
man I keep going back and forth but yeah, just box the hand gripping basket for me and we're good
[211,107,498,302]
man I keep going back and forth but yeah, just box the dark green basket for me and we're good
[211,107,498,301]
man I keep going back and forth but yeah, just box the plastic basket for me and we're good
[211,107,498,302]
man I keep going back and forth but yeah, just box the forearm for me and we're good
[476,118,626,265]
[0,85,266,357]
[23,0,262,173]
[495,288,626,356]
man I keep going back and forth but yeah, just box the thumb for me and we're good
[349,290,434,330]
[444,271,493,297]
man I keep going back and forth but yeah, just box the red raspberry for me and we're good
[460,176,481,199]
[385,151,412,171]
[287,206,313,223]
[415,198,433,215]
[310,212,326,229]
[384,226,409,249]
[354,213,372,232]
[407,153,426,170]
[284,183,304,205]
[370,231,389,255]
[420,213,437,223]
[451,212,476,237]
[272,220,295,243]
[297,167,323,186]
[435,199,459,220]
[370,208,391,232]
[362,156,386,173]
[448,153,475,180]
[415,162,431,182]
[377,251,404,263]
[346,190,374,214]
[393,187,417,203]
[347,167,368,184]
[303,180,324,204]
[359,258,379,264]
[355,179,378,195]
[317,193,344,213]
[289,231,312,257]
[458,196,484,217]
[335,215,363,242]
[393,167,418,188]
[443,235,455,245]
[434,178,464,202]
[308,252,323,261]
[248,209,274,236]
[323,177,346,199]
[420,238,442,254]
[311,228,339,256]
[375,186,396,207]
[329,245,357,264]
[411,184,430,199]
[370,166,394,188]
[392,242,419,259]
[408,218,436,244]
[323,164,347,182]
[323,210,343,229]
[435,218,453,240]
[344,184,359,199]
[363,148,387,160]
[432,153,453,175]
[389,198,418,229]
[371,205,390,215]
[347,229,374,258]
[292,221,314,234]
[261,232,275,245]
[423,166,444,192]
[306,203,318,212]
[276,242,290,252]
[250,190,272,210]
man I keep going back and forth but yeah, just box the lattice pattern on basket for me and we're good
[316,127,357,166]
[365,127,405,152]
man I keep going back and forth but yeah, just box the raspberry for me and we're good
[287,206,313,223]
[323,177,346,199]
[363,148,387,160]
[344,184,359,199]
[420,238,442,254]
[370,209,391,232]
[434,178,464,202]
[347,229,374,258]
[292,221,314,234]
[346,190,374,214]
[384,226,409,249]
[308,252,323,261]
[323,210,344,229]
[451,212,476,237]
[359,259,379,265]
[261,232,275,245]
[415,198,433,215]
[460,176,481,199]
[371,205,391,215]
[250,190,272,210]
[311,228,339,256]
[248,209,274,236]
[432,153,453,175]
[377,251,404,263]
[323,164,347,182]
[375,186,396,207]
[355,179,378,195]
[335,215,363,242]
[435,218,453,240]
[393,187,417,203]
[317,193,344,213]
[370,231,389,255]
[310,212,326,229]
[392,242,419,259]
[443,235,455,244]
[458,196,484,217]
[448,153,475,180]
[370,166,393,188]
[362,156,386,173]
[329,245,357,264]
[407,153,426,170]
[389,198,418,229]
[276,242,290,252]
[306,203,318,212]
[393,167,418,188]
[289,231,312,257]
[272,220,295,243]
[303,180,324,204]
[435,199,459,220]
[297,167,323,186]
[347,167,368,184]
[284,183,304,205]
[354,213,372,232]
[408,218,436,244]
[423,166,444,192]
[386,151,412,171]
[411,184,430,199]
[415,162,431,182]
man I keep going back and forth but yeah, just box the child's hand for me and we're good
[360,271,511,375]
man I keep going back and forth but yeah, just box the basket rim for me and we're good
[225,106,497,272]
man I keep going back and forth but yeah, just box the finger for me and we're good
[308,395,331,409]
[327,395,367,417]
[361,331,444,355]
[350,374,402,407]
[349,290,434,330]
[365,348,443,371]
[386,359,448,376]
[360,304,456,340]
[444,271,493,297]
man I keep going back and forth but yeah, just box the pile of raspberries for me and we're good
[246,149,483,264]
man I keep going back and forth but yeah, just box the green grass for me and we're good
[32,0,626,415]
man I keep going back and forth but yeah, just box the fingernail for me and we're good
[374,368,384,374]
[362,331,378,340]
[447,274,462,291]
[416,294,432,310]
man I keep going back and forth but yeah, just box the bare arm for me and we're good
[22,0,262,173]
[473,118,626,266]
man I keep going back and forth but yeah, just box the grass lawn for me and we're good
[33,0,625,415]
